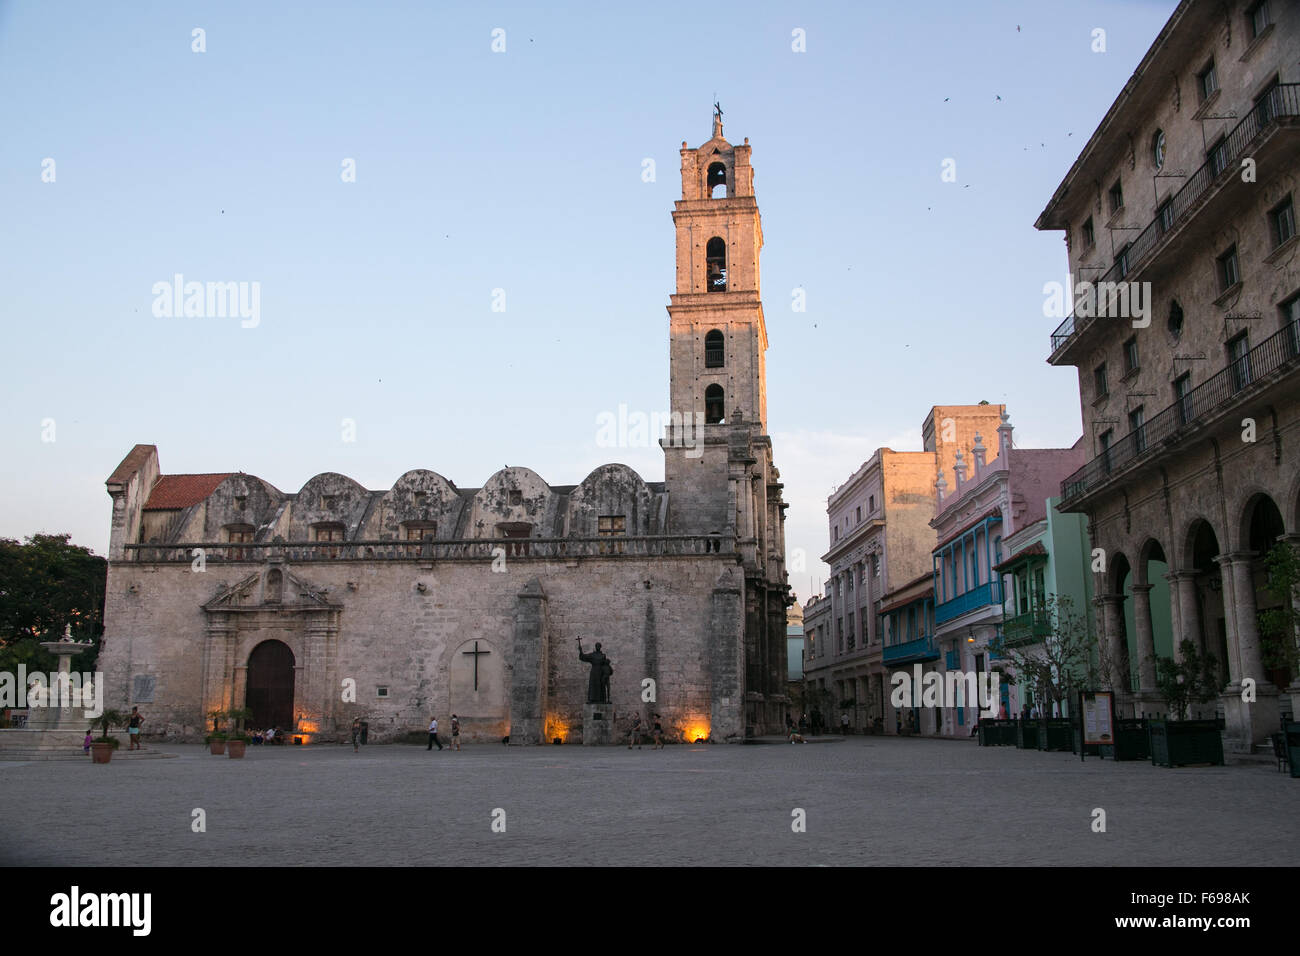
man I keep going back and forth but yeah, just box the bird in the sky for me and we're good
[1016,25,1021,32]
[995,95,1002,101]
[944,97,949,102]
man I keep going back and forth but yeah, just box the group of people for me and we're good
[425,714,463,752]
[250,727,284,745]
[625,712,665,749]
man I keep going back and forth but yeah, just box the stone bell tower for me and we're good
[666,107,768,433]
[660,110,792,736]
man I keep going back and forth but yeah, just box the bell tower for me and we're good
[667,108,768,432]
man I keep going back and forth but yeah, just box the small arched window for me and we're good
[708,162,727,198]
[705,384,725,424]
[706,237,727,292]
[705,329,725,368]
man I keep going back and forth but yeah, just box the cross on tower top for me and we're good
[712,100,723,139]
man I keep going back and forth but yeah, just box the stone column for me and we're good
[1097,594,1130,708]
[1130,583,1157,694]
[509,578,548,745]
[1219,552,1278,752]
[1166,570,1203,662]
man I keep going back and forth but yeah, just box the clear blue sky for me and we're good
[0,0,1178,604]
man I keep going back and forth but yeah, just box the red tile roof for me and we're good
[143,474,235,510]
[993,541,1048,572]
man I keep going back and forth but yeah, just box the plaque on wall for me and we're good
[132,674,157,703]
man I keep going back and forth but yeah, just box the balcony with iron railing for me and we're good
[1061,321,1300,505]
[122,535,734,563]
[1049,83,1299,361]
[882,634,939,666]
[935,581,1003,625]
[1002,608,1051,647]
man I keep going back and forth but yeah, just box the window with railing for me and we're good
[1157,198,1174,235]
[224,524,255,560]
[1207,135,1228,177]
[1173,373,1192,425]
[704,329,725,367]
[1124,336,1140,375]
[1270,195,1295,249]
[313,522,345,559]
[1217,245,1240,292]
[1129,406,1147,454]
[1247,1,1271,41]
[1198,61,1217,102]
[1227,333,1251,392]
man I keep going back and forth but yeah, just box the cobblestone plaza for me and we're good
[2,738,1294,867]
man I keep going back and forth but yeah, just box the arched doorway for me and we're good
[247,640,295,731]
[1244,493,1289,688]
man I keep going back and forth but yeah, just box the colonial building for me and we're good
[992,496,1096,719]
[930,415,1085,737]
[806,404,1004,733]
[1035,0,1299,750]
[98,111,793,744]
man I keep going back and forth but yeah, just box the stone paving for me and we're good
[1,737,1295,866]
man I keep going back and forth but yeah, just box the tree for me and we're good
[993,594,1096,716]
[1258,541,1300,682]
[0,534,106,674]
[1153,640,1220,720]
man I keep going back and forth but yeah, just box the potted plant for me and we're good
[1149,640,1224,767]
[225,707,253,758]
[206,708,228,754]
[91,709,125,764]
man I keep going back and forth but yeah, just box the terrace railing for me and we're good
[1061,321,1300,503]
[1049,84,1299,357]
[124,535,734,563]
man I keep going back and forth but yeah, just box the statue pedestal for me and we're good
[582,702,615,746]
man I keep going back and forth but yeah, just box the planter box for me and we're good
[208,739,226,755]
[978,719,1017,746]
[227,740,247,759]
[1284,722,1300,779]
[91,741,115,764]
[1015,720,1040,749]
[1149,719,1224,768]
[1111,719,1150,761]
[1039,719,1073,752]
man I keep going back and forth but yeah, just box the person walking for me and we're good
[651,713,664,750]
[83,728,93,756]
[127,706,145,750]
[450,714,461,751]
[427,715,443,751]
[351,717,362,752]
[840,712,849,736]
[627,712,643,749]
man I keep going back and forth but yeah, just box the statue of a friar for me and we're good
[577,639,612,704]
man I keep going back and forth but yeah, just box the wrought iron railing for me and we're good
[123,535,734,562]
[1062,321,1300,503]
[882,634,939,665]
[1049,84,1299,356]
[1002,609,1051,646]
[935,581,1002,625]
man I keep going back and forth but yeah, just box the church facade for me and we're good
[98,114,793,744]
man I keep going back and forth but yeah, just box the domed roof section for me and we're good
[367,469,465,539]
[467,467,560,538]
[568,463,656,536]
[290,472,371,540]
